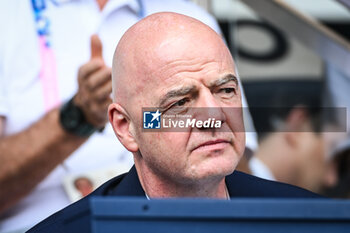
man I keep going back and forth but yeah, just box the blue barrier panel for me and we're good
[63,197,350,233]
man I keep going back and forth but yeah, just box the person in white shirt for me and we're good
[246,80,333,193]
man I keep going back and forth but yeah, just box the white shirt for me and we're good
[0,0,226,232]
[249,157,276,181]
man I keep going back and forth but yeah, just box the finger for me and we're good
[78,59,104,82]
[93,79,112,101]
[86,67,111,91]
[90,34,103,60]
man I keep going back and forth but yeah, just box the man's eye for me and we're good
[222,88,234,93]
[163,98,190,114]
[174,98,190,107]
[218,88,236,98]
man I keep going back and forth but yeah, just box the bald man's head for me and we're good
[112,12,234,107]
[108,12,245,196]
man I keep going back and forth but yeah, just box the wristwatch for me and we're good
[59,97,98,137]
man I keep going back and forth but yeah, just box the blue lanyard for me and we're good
[32,0,51,47]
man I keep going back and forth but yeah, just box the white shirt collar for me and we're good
[249,157,276,181]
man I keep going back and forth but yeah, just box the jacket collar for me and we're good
[106,165,146,197]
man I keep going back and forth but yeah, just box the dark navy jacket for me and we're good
[27,166,320,232]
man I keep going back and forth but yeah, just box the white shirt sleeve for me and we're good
[0,1,9,117]
[0,74,8,117]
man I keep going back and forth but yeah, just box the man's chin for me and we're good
[190,158,237,181]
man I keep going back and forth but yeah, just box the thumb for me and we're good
[90,34,103,60]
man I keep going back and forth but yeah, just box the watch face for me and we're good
[64,103,82,130]
[60,98,96,137]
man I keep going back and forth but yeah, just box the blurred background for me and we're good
[192,0,350,198]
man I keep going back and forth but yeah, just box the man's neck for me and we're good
[136,163,228,199]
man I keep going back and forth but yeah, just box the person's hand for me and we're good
[74,34,112,128]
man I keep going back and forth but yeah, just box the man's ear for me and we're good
[108,103,139,152]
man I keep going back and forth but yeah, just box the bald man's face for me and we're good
[110,16,246,188]
[122,28,246,185]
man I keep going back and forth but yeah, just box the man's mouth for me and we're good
[192,139,231,152]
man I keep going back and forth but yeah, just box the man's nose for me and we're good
[193,90,226,129]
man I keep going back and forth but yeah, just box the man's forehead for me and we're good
[142,38,235,83]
